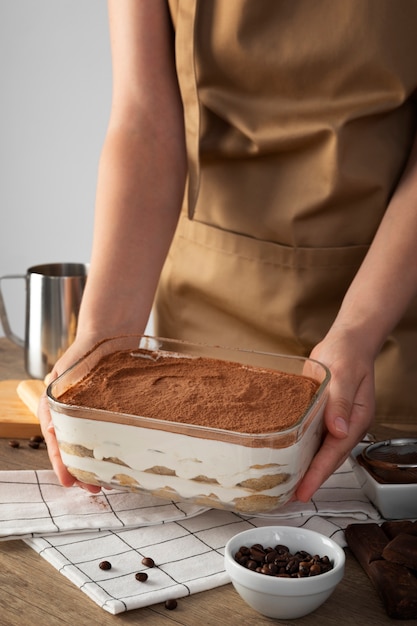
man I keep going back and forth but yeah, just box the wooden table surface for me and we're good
[0,336,416,626]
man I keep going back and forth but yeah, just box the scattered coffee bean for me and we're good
[30,435,44,444]
[135,572,148,582]
[165,599,178,610]
[7,436,45,450]
[99,560,112,570]
[234,543,333,578]
[141,556,155,568]
[27,435,45,449]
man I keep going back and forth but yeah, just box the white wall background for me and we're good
[0,0,111,339]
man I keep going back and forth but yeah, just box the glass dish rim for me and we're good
[47,334,331,442]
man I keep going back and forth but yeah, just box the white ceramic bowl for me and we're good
[351,443,417,519]
[224,526,345,619]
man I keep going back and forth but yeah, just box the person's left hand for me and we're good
[295,327,376,502]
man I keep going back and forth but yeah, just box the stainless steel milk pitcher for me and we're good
[0,263,88,379]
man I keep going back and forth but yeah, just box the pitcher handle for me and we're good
[0,274,25,347]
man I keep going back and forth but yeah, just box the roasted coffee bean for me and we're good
[99,561,112,570]
[286,558,299,575]
[8,440,20,448]
[141,556,155,568]
[233,543,333,579]
[165,599,178,610]
[299,561,312,575]
[30,435,44,443]
[265,549,277,563]
[296,550,310,559]
[250,546,266,561]
[135,572,148,582]
[28,440,40,449]
[309,563,322,576]
[235,552,249,566]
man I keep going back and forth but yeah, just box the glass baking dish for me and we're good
[47,335,330,514]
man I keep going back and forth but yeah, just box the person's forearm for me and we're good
[331,134,417,354]
[76,0,187,342]
[78,124,186,339]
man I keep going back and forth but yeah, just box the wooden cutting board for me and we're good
[0,379,44,438]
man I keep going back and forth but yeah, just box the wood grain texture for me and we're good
[17,379,45,416]
[0,379,42,438]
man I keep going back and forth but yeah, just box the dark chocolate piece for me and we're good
[346,522,417,620]
[382,520,417,540]
[382,534,417,572]
[344,523,388,566]
[368,560,417,620]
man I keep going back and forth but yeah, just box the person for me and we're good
[39,0,417,501]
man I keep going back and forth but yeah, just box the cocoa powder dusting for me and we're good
[58,349,319,434]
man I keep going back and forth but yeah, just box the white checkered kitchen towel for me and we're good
[0,458,381,614]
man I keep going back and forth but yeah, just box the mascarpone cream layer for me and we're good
[51,409,323,509]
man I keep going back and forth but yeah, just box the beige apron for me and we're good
[155,0,417,424]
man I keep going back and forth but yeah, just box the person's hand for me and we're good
[295,327,376,502]
[37,338,102,493]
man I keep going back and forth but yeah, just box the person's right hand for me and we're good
[38,338,102,493]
